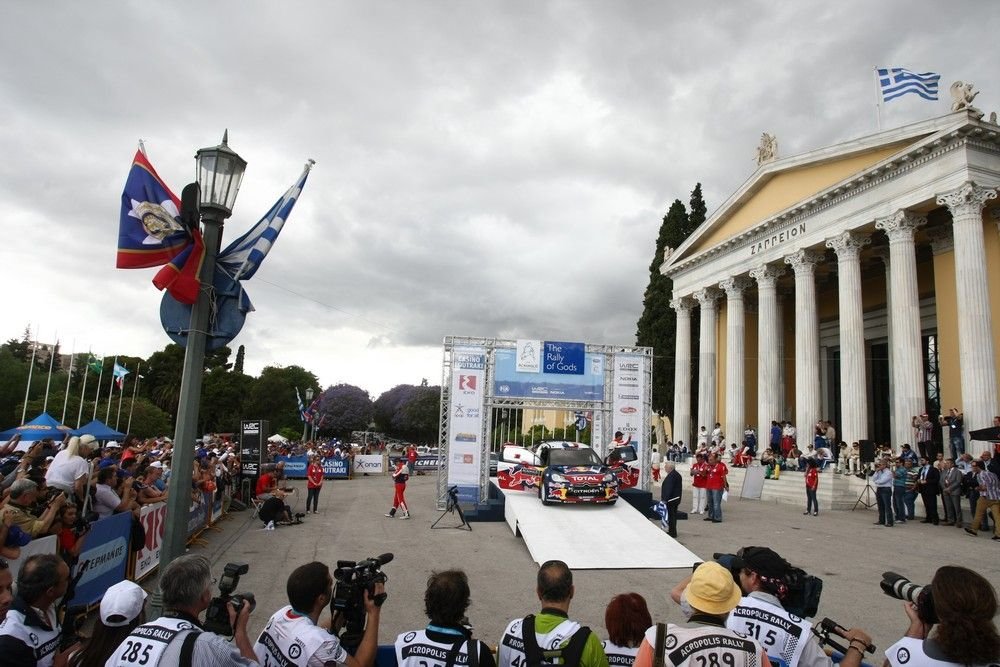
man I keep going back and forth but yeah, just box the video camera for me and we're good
[332,553,392,648]
[880,571,936,624]
[204,562,256,637]
[712,549,823,618]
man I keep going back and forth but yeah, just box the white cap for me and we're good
[105,441,121,449]
[100,580,147,627]
[149,461,163,469]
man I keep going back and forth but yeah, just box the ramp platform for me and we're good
[501,489,700,569]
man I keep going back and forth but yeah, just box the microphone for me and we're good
[374,553,394,566]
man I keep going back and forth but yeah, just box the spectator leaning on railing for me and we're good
[3,479,66,539]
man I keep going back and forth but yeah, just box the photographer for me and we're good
[255,561,383,667]
[395,569,494,667]
[885,565,999,666]
[0,554,69,666]
[108,554,256,666]
[2,479,66,539]
[725,547,871,667]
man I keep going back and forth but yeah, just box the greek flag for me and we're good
[295,387,306,423]
[877,68,941,103]
[218,160,314,282]
[653,501,669,530]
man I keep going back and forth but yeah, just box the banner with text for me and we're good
[134,502,168,580]
[448,346,486,503]
[71,511,133,607]
[494,346,604,401]
[353,454,384,474]
[274,455,350,478]
[612,353,648,481]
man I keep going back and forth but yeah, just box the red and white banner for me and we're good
[612,353,647,486]
[134,502,167,580]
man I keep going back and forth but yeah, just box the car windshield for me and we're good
[548,448,602,467]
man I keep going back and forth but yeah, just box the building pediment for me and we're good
[663,111,981,276]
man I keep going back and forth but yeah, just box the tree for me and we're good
[244,365,319,435]
[200,367,254,434]
[316,384,373,440]
[635,184,707,422]
[234,345,245,374]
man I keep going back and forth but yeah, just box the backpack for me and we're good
[521,614,591,667]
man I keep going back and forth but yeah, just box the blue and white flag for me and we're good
[295,387,306,423]
[653,501,669,530]
[218,160,314,282]
[877,68,941,103]
[113,363,129,390]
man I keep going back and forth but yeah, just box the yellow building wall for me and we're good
[986,218,1000,408]
[745,309,759,429]
[686,143,914,256]
[933,248,961,411]
[780,292,796,418]
[716,306,728,428]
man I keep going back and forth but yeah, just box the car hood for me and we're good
[549,465,609,475]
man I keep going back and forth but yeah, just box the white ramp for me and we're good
[502,490,700,569]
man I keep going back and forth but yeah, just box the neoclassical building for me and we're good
[662,110,1000,455]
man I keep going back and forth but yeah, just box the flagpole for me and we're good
[42,333,58,415]
[106,356,118,423]
[92,357,105,421]
[873,67,883,131]
[21,325,37,425]
[77,350,91,428]
[61,340,75,424]
[115,371,126,432]
[127,364,141,434]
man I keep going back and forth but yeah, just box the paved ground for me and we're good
[174,472,999,660]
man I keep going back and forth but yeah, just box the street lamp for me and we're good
[159,132,246,574]
[303,388,314,441]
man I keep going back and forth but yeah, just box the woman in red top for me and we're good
[385,458,410,519]
[703,453,729,522]
[804,458,819,516]
[306,456,324,514]
[689,453,709,515]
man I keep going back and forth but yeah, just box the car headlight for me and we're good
[603,473,615,483]
[550,474,567,483]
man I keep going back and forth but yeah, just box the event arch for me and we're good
[436,336,653,507]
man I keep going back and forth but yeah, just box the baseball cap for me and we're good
[685,562,741,615]
[739,546,791,578]
[101,580,147,627]
[105,441,121,449]
[149,461,163,469]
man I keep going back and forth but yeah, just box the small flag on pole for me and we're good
[877,68,941,102]
[113,363,129,390]
[652,501,669,530]
[88,355,103,375]
[295,387,306,423]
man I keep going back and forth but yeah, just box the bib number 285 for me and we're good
[119,640,154,665]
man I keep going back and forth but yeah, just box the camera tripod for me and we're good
[852,466,876,511]
[431,486,472,531]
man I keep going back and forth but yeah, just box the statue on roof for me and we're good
[756,132,778,166]
[950,81,983,119]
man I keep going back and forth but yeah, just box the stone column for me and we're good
[875,211,927,449]
[749,264,786,444]
[670,297,695,448]
[694,287,722,436]
[827,231,871,446]
[937,182,1000,434]
[785,249,824,449]
[720,277,751,450]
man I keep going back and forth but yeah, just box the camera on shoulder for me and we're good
[204,562,256,637]
[331,553,392,648]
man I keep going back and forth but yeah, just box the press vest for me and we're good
[643,622,763,667]
[885,636,999,667]
[395,628,484,667]
[0,606,60,667]
[104,616,199,667]
[601,640,638,666]
[498,616,588,667]
[726,595,811,666]
[254,606,348,667]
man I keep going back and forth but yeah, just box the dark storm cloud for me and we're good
[2,1,997,393]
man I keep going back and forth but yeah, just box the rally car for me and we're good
[497,440,636,505]
[537,444,618,505]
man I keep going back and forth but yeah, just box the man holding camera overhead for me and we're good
[255,561,384,667]
[107,554,256,666]
[725,547,872,667]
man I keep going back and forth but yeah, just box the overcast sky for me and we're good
[2,2,997,398]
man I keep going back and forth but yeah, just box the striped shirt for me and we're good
[977,470,1000,500]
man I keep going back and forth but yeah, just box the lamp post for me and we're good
[159,132,247,573]
[303,388,313,442]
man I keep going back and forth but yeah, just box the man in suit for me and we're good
[661,463,683,538]
[916,456,941,525]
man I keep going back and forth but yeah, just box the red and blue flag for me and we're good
[117,150,190,269]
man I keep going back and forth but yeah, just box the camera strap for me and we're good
[443,637,479,667]
[653,622,666,667]
[180,630,200,665]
